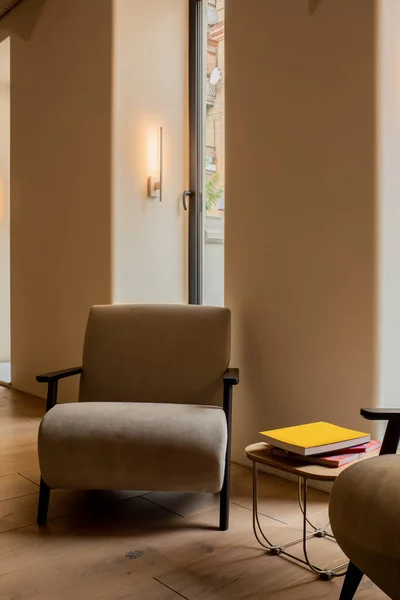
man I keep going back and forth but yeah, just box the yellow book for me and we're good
[259,422,370,456]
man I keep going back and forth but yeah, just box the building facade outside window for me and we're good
[204,0,225,306]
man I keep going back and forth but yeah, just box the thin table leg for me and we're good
[252,462,275,549]
[250,460,348,579]
[301,477,348,580]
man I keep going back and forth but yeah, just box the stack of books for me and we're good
[259,422,381,468]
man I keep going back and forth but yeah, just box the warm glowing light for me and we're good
[147,130,160,176]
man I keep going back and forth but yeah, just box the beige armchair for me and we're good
[36,304,239,530]
[330,409,400,599]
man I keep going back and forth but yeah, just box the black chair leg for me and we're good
[37,477,51,525]
[340,561,364,600]
[219,462,231,531]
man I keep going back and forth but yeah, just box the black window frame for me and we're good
[188,0,205,305]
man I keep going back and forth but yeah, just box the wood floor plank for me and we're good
[143,470,328,525]
[0,417,38,437]
[0,500,278,583]
[156,542,312,600]
[0,389,390,600]
[0,490,77,533]
[230,461,243,471]
[266,573,390,599]
[231,464,329,524]
[156,540,388,600]
[0,560,183,600]
[0,412,38,429]
[0,503,283,599]
[0,419,38,461]
[18,468,41,485]
[0,388,40,401]
[145,491,220,517]
[266,520,347,571]
[0,497,181,599]
[0,447,39,477]
[92,580,185,600]
[0,549,155,600]
[1,390,45,418]
[0,438,37,456]
[12,395,46,419]
[0,473,39,502]
[0,487,157,535]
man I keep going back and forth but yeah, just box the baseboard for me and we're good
[231,458,332,494]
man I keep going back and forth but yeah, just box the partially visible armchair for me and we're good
[36,304,239,530]
[330,409,400,599]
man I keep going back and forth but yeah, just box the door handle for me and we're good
[182,190,194,211]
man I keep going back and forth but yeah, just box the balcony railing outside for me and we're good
[206,145,216,165]
[206,79,217,106]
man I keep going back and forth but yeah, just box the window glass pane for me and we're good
[203,0,224,306]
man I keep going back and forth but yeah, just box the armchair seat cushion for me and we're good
[38,402,227,493]
[330,455,400,599]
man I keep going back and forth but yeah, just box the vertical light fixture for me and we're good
[148,126,163,201]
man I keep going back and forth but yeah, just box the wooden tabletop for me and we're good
[245,442,381,482]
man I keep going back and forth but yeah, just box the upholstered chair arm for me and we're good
[37,367,82,412]
[361,407,400,456]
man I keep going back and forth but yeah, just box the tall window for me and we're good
[203,0,225,306]
[188,0,225,306]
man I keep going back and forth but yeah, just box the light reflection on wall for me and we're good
[0,179,5,221]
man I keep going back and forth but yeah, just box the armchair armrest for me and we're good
[224,368,239,385]
[361,407,400,455]
[361,408,400,421]
[37,366,82,383]
[221,367,239,530]
[37,366,82,412]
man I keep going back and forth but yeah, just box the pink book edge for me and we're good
[271,447,372,468]
[334,440,381,454]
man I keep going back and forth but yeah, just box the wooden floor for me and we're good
[0,386,388,600]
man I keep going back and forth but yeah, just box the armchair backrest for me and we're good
[79,304,231,406]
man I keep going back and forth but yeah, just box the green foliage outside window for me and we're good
[205,172,224,211]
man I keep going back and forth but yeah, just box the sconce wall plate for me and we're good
[148,176,160,199]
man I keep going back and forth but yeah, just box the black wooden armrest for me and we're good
[36,367,82,383]
[220,367,239,530]
[224,368,239,385]
[361,407,400,455]
[37,367,82,412]
[361,408,400,421]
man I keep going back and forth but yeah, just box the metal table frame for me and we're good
[252,462,348,580]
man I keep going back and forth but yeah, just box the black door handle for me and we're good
[182,190,194,211]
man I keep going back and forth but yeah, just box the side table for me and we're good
[245,442,380,580]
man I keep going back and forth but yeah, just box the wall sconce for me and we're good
[148,126,163,202]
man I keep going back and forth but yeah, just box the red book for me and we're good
[334,440,381,454]
[271,442,380,468]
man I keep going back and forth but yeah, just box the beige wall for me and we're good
[225,0,377,460]
[0,38,10,362]
[0,0,113,399]
[112,0,188,305]
[0,0,188,398]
